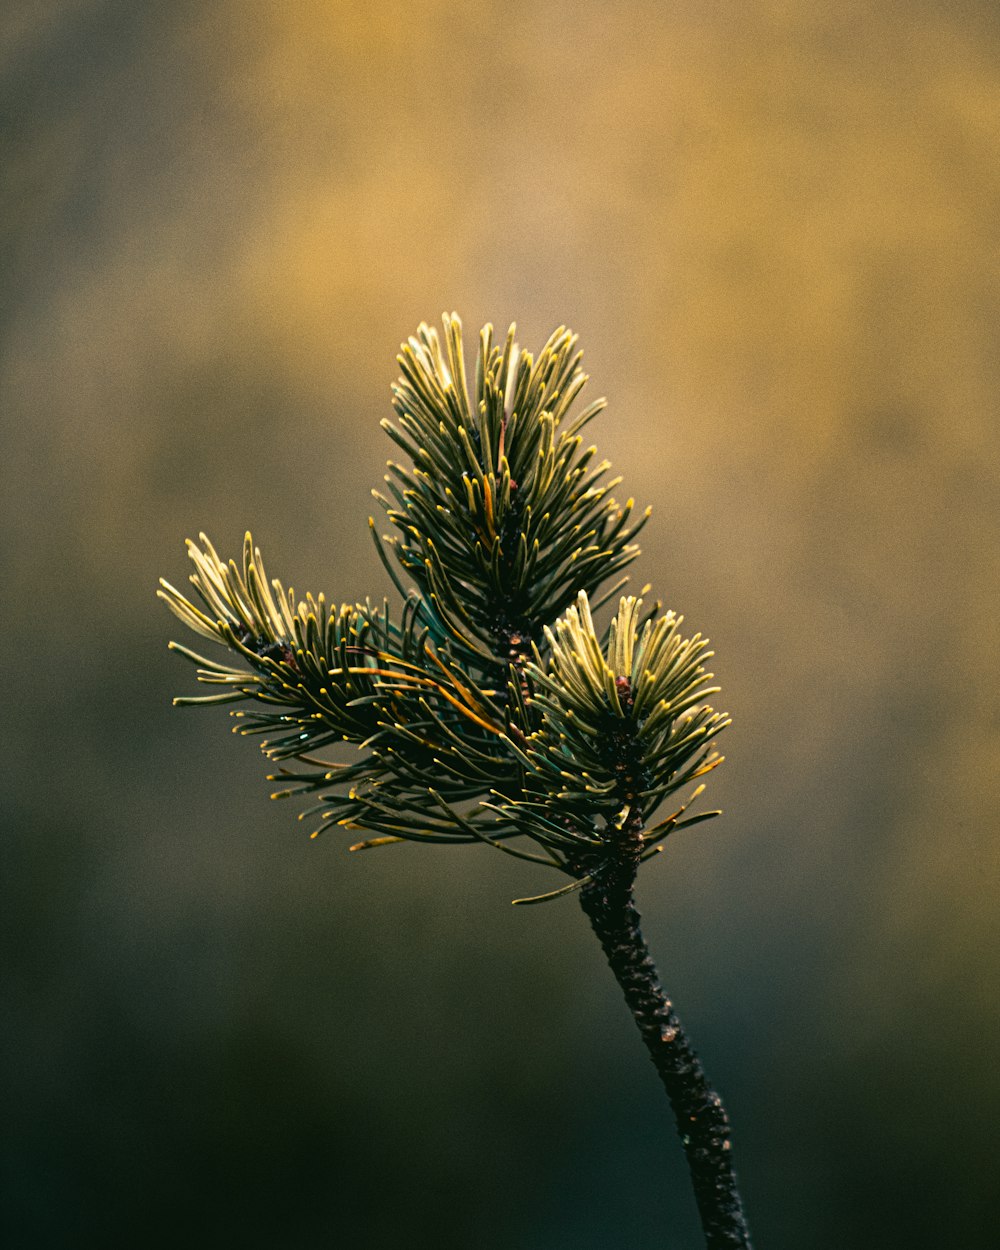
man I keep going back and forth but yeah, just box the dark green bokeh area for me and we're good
[3,3,999,1247]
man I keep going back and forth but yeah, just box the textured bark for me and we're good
[580,859,752,1249]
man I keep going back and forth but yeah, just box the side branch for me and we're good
[579,865,752,1249]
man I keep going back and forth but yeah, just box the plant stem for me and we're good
[579,859,752,1249]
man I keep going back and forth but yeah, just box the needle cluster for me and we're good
[159,315,728,902]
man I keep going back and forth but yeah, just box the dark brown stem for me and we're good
[579,845,752,1249]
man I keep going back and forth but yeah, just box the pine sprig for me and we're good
[158,314,753,1248]
[376,315,649,668]
[489,590,728,898]
[159,315,724,887]
[158,531,523,846]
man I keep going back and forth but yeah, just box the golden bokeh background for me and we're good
[3,3,998,1246]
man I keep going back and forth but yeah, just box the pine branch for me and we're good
[377,316,649,666]
[579,819,752,1249]
[158,313,752,1247]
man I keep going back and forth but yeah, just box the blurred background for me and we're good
[2,2,998,1246]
